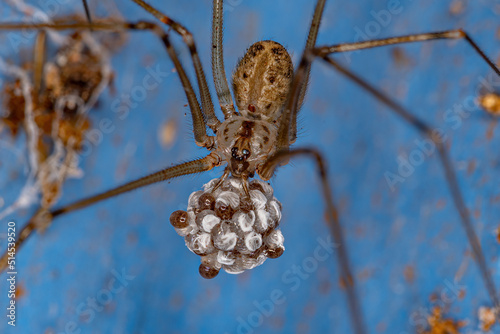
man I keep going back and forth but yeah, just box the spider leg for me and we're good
[81,0,92,25]
[212,0,237,119]
[290,0,327,144]
[316,30,500,76]
[320,56,500,315]
[33,30,46,105]
[260,148,367,334]
[0,20,215,148]
[0,152,222,273]
[130,0,222,131]
[160,26,215,148]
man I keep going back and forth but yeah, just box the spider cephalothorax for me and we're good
[216,116,278,179]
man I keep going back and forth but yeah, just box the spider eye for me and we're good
[231,147,250,161]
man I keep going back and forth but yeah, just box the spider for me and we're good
[0,0,499,333]
[0,19,118,213]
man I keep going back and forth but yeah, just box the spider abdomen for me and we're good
[232,40,293,121]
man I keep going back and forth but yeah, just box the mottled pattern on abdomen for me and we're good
[232,41,293,121]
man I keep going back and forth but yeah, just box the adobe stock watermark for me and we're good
[384,71,500,191]
[58,267,135,334]
[7,0,72,52]
[223,0,245,13]
[384,129,448,191]
[398,278,474,334]
[344,0,414,63]
[69,63,172,162]
[228,235,339,334]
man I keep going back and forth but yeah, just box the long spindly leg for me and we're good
[316,30,500,76]
[320,56,500,315]
[290,0,327,144]
[90,0,218,144]
[260,148,366,334]
[0,152,222,273]
[0,20,215,148]
[130,0,222,131]
[211,0,236,118]
[160,26,215,148]
[33,30,46,104]
[81,0,92,24]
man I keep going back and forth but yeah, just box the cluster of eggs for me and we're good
[169,177,284,279]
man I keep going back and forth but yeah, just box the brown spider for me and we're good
[1,0,499,333]
[0,1,122,220]
[1,30,111,206]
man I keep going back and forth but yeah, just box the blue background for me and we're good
[1,0,500,333]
